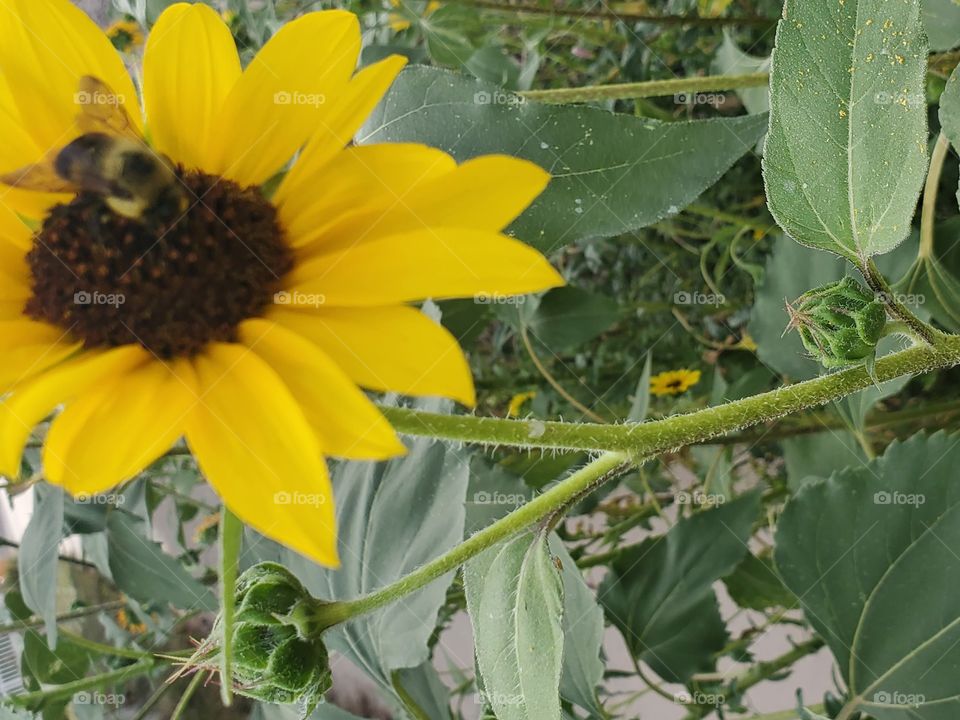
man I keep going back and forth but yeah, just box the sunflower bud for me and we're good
[228,562,332,711]
[787,277,887,368]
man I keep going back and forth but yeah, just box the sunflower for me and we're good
[649,369,701,397]
[105,18,144,51]
[0,1,562,567]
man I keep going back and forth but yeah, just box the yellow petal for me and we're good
[0,320,81,391]
[184,343,339,567]
[275,54,408,207]
[0,235,28,298]
[207,10,361,187]
[289,228,565,306]
[279,142,454,248]
[44,360,194,496]
[0,0,142,152]
[299,155,550,253]
[0,300,27,321]
[0,346,148,477]
[0,74,70,219]
[143,3,241,171]
[269,305,475,406]
[240,319,404,460]
[0,200,32,249]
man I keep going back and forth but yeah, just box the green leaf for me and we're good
[361,66,767,251]
[275,410,469,692]
[599,492,760,682]
[712,32,770,114]
[627,353,653,422]
[549,536,605,717]
[775,432,960,717]
[421,5,478,69]
[18,485,64,647]
[898,255,960,331]
[763,0,928,261]
[393,663,455,720]
[723,551,795,611]
[466,457,533,536]
[21,629,89,685]
[464,46,521,88]
[105,510,216,611]
[523,286,622,351]
[923,0,960,51]
[464,532,564,720]
[783,431,867,492]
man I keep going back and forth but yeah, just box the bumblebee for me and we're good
[0,76,188,223]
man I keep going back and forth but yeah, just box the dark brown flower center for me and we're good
[25,171,293,359]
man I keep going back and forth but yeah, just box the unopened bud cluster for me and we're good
[229,563,332,710]
[787,277,887,368]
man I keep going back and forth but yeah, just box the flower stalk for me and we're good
[308,332,960,626]
[315,451,631,627]
[380,332,960,455]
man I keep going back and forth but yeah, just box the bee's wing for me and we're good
[74,76,141,140]
[0,159,77,194]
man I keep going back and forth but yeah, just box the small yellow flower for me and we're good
[506,391,536,417]
[105,19,143,51]
[650,369,701,397]
[115,608,147,635]
[737,332,758,352]
[0,1,562,568]
[193,512,221,544]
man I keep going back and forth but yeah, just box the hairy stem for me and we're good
[521,71,769,103]
[438,0,776,27]
[0,600,125,635]
[321,334,960,626]
[380,333,960,455]
[9,658,155,707]
[863,260,939,344]
[317,452,630,626]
